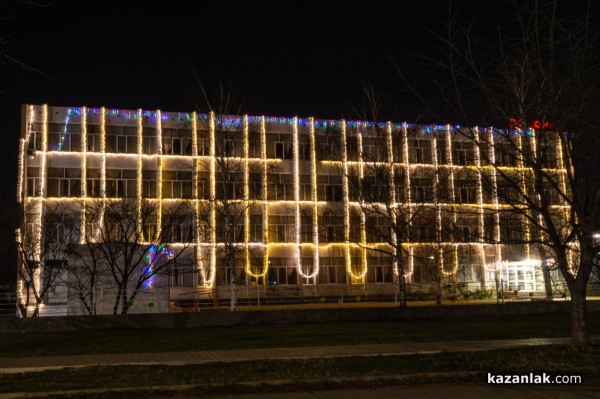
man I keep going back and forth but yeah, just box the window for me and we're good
[410,139,432,164]
[105,169,136,198]
[46,168,81,197]
[170,258,197,287]
[162,170,193,199]
[453,141,473,165]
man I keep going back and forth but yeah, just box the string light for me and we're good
[353,128,367,279]
[57,108,71,151]
[310,117,320,279]
[445,125,459,276]
[208,111,216,287]
[430,134,445,276]
[473,127,487,277]
[487,128,502,267]
[192,112,203,285]
[80,107,87,243]
[137,109,144,240]
[19,104,575,296]
[515,131,531,259]
[261,116,270,279]
[402,123,414,278]
[385,122,396,277]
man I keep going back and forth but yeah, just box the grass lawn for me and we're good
[0,312,599,358]
[0,346,598,397]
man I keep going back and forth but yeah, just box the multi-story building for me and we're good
[16,104,568,315]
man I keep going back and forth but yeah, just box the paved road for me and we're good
[192,379,600,399]
[163,380,600,399]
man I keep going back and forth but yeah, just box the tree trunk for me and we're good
[569,280,590,351]
[112,286,122,315]
[120,287,129,314]
[396,251,407,307]
[230,268,237,312]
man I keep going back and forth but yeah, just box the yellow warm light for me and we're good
[136,109,144,240]
[310,117,320,279]
[262,116,270,277]
[80,107,87,243]
[486,129,502,266]
[208,111,217,287]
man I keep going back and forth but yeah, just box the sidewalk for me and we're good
[0,337,572,374]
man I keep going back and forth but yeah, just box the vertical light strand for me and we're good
[487,129,502,267]
[36,104,49,294]
[17,105,35,203]
[401,123,414,277]
[192,112,203,285]
[243,116,267,279]
[98,107,106,241]
[352,127,366,279]
[529,129,545,245]
[80,107,87,243]
[17,139,26,203]
[431,134,445,276]
[385,122,396,277]
[261,116,269,278]
[310,117,319,279]
[341,120,352,278]
[515,131,531,259]
[292,117,304,278]
[136,109,144,241]
[555,132,572,272]
[473,127,487,285]
[445,125,458,276]
[243,114,252,276]
[155,110,163,242]
[208,111,217,287]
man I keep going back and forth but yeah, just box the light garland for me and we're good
[80,107,87,243]
[192,112,202,285]
[385,122,396,276]
[402,123,414,277]
[143,244,174,289]
[431,134,445,276]
[137,109,144,240]
[444,125,459,276]
[262,116,270,279]
[515,131,531,258]
[310,117,320,279]
[19,104,575,296]
[155,110,163,242]
[473,127,487,280]
[208,111,217,287]
[487,128,503,268]
[293,117,305,279]
[57,108,71,151]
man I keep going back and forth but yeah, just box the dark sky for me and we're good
[0,0,486,200]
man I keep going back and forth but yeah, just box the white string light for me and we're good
[310,117,320,279]
[445,125,458,276]
[80,107,87,243]
[341,120,353,278]
[261,116,270,278]
[487,128,502,269]
[515,131,531,259]
[473,127,487,279]
[402,123,414,278]
[137,109,144,240]
[208,111,217,287]
[385,122,396,276]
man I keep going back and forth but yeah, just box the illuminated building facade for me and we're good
[17,104,568,314]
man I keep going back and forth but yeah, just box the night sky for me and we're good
[0,0,504,201]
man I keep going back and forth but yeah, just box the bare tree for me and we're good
[395,0,600,350]
[15,201,73,317]
[73,199,190,314]
[192,77,266,311]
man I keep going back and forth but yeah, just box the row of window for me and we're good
[27,128,559,168]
